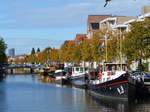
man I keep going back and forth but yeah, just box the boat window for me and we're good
[103,78,105,82]
[85,68,88,71]
[76,67,79,71]
[80,67,83,72]
[105,65,112,71]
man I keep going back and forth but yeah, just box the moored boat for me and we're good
[131,71,150,96]
[67,66,89,89]
[54,69,70,85]
[88,63,137,101]
[143,72,150,91]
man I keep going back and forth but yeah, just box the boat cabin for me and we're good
[97,63,127,83]
[54,70,67,80]
[65,66,88,77]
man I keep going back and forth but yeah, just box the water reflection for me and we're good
[0,80,7,112]
[129,97,150,112]
[84,93,128,112]
[0,75,149,112]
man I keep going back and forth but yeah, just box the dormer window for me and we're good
[91,23,99,30]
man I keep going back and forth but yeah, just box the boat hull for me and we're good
[55,78,70,85]
[88,73,136,101]
[136,78,150,97]
[70,74,88,89]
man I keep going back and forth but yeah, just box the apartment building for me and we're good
[87,15,111,38]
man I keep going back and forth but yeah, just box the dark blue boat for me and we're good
[88,72,137,101]
[131,71,150,96]
[87,63,139,101]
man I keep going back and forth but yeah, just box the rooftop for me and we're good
[88,15,111,23]
[75,34,87,42]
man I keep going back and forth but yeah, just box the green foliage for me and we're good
[80,40,93,62]
[91,35,101,62]
[0,52,7,63]
[37,48,40,53]
[50,48,60,62]
[122,18,150,62]
[0,38,7,63]
[73,45,81,63]
[0,38,7,53]
[31,48,35,55]
[60,41,76,62]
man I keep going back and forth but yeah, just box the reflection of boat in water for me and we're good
[88,63,137,101]
[39,68,55,82]
[129,97,150,112]
[86,91,129,112]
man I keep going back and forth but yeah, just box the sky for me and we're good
[0,0,150,55]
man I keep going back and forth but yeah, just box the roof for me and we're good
[88,15,111,23]
[75,34,87,42]
[142,6,150,15]
[63,40,75,45]
[116,16,137,25]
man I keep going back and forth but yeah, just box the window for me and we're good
[91,23,99,30]
[80,67,83,73]
[103,78,105,82]
[76,67,79,71]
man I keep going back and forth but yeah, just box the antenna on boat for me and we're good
[104,30,108,63]
[119,28,123,71]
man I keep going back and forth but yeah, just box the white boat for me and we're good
[67,66,89,88]
[54,70,69,85]
[70,67,88,79]
[93,63,127,84]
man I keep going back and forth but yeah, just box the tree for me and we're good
[0,38,7,63]
[91,35,101,62]
[42,47,51,64]
[122,18,150,63]
[50,48,60,63]
[60,41,76,62]
[31,48,35,55]
[92,29,119,62]
[37,48,40,53]
[72,45,81,63]
[80,39,93,62]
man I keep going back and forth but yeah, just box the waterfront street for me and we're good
[0,74,149,112]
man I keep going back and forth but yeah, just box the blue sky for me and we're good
[0,0,149,55]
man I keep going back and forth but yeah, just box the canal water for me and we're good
[0,74,150,112]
